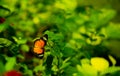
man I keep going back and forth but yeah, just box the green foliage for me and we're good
[0,0,120,76]
[5,57,16,71]
[101,66,120,76]
[0,60,5,73]
[106,23,120,38]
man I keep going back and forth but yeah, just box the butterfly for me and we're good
[33,34,48,58]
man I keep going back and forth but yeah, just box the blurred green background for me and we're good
[0,0,120,76]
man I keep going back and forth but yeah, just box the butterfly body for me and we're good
[33,34,48,58]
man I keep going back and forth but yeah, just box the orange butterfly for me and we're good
[33,34,48,58]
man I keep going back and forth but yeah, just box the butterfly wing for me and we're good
[34,39,46,48]
[33,39,46,58]
[33,47,44,59]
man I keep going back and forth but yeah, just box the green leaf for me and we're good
[0,24,8,33]
[12,37,27,44]
[77,64,98,76]
[0,5,11,17]
[63,66,78,76]
[0,5,10,13]
[45,31,64,41]
[106,23,120,38]
[98,9,116,25]
[20,44,29,52]
[0,38,12,47]
[0,61,5,73]
[34,65,45,72]
[60,57,71,70]
[100,66,120,75]
[60,62,70,70]
[62,47,75,57]
[26,70,33,76]
[55,0,77,12]
[5,57,16,71]
[108,55,116,66]
[90,57,109,72]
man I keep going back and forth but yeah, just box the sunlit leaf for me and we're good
[100,66,120,76]
[108,55,116,66]
[20,44,29,52]
[90,57,109,72]
[5,57,16,71]
[0,38,12,47]
[106,23,120,38]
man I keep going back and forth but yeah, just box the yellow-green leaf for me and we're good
[91,57,109,72]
